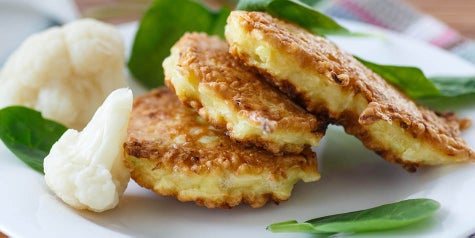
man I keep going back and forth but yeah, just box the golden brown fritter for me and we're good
[163,33,326,154]
[225,11,474,171]
[123,88,320,208]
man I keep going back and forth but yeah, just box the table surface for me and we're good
[0,0,473,237]
[405,0,475,39]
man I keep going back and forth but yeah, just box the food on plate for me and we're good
[225,11,474,171]
[267,198,441,234]
[123,88,320,208]
[44,88,133,212]
[0,19,127,130]
[163,33,326,154]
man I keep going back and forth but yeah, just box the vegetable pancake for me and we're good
[123,88,320,208]
[225,11,474,171]
[163,33,326,154]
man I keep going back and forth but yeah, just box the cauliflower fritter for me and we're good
[225,11,474,171]
[163,33,326,154]
[123,88,320,208]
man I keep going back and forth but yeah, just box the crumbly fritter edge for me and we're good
[225,11,474,170]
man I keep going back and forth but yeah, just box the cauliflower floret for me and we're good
[0,19,127,130]
[44,88,132,212]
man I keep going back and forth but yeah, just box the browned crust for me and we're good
[226,11,474,170]
[125,156,286,208]
[123,88,319,208]
[164,33,327,154]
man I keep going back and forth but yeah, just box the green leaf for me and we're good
[429,75,475,97]
[267,220,321,233]
[237,0,352,36]
[0,106,67,174]
[209,8,232,38]
[127,0,230,89]
[267,199,440,234]
[299,0,324,6]
[357,57,475,98]
[355,56,441,98]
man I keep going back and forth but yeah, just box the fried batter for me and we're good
[123,88,320,208]
[163,33,326,154]
[225,11,474,171]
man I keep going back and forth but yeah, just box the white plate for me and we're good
[1,19,475,238]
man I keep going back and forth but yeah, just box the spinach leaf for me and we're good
[299,0,324,6]
[357,57,475,98]
[267,199,440,234]
[0,106,67,174]
[429,75,475,97]
[237,0,352,35]
[209,8,232,38]
[355,56,441,98]
[128,0,230,89]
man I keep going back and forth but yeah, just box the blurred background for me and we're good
[1,0,474,67]
[0,0,474,65]
[74,0,475,39]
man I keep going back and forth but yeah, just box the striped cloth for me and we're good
[315,0,475,65]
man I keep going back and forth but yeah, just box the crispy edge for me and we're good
[225,11,475,170]
[163,32,327,154]
[124,88,320,208]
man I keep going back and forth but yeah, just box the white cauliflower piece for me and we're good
[0,19,127,130]
[44,88,132,212]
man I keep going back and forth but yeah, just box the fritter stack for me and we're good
[124,11,474,208]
